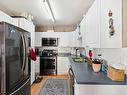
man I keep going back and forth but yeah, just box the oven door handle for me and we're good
[68,67,75,79]
[68,67,75,95]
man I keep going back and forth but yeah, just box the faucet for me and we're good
[76,48,79,57]
[75,47,87,58]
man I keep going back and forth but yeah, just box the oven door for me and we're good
[5,25,29,94]
[40,57,57,75]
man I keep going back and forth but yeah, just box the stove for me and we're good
[40,49,57,57]
[40,49,58,75]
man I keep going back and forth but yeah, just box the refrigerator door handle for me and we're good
[21,34,26,72]
[22,34,27,72]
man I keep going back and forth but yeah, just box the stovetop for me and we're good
[40,49,58,57]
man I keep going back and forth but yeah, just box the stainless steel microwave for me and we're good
[42,38,58,46]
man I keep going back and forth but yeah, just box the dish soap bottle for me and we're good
[89,50,93,60]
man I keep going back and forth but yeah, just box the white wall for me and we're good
[121,48,127,74]
[94,48,127,74]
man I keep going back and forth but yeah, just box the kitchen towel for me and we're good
[29,48,36,61]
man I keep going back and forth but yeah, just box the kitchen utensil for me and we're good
[92,59,102,72]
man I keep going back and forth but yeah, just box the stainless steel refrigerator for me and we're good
[0,22,31,95]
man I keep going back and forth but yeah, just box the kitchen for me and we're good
[0,0,127,95]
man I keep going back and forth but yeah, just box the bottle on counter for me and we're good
[92,58,102,72]
[89,50,93,60]
[81,48,86,60]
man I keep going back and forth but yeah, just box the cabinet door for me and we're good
[0,10,12,24]
[35,57,40,73]
[59,32,74,47]
[30,24,35,47]
[59,33,68,47]
[12,18,19,27]
[100,0,122,48]
[72,31,78,47]
[68,32,75,47]
[18,18,29,31]
[35,32,60,47]
[31,61,35,84]
[80,18,85,37]
[85,0,100,48]
[74,29,82,47]
[80,17,86,46]
[74,84,127,95]
[57,57,69,75]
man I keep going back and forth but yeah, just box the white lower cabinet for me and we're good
[74,84,127,95]
[31,61,35,84]
[57,57,70,75]
[35,57,40,74]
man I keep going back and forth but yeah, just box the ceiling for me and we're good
[0,0,94,26]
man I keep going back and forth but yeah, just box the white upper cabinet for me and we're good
[74,27,82,47]
[81,0,125,48]
[0,10,12,24]
[59,32,70,47]
[59,32,75,47]
[100,0,122,48]
[35,32,75,47]
[35,32,42,46]
[81,0,100,48]
[16,18,35,32]
[35,32,60,47]
[80,17,86,46]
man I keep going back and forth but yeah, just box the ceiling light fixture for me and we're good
[43,0,55,22]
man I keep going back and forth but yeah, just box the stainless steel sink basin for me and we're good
[72,57,83,63]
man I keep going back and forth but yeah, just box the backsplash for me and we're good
[94,48,127,74]
[58,47,71,53]
[58,47,85,56]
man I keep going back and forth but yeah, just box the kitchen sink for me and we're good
[72,57,83,63]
